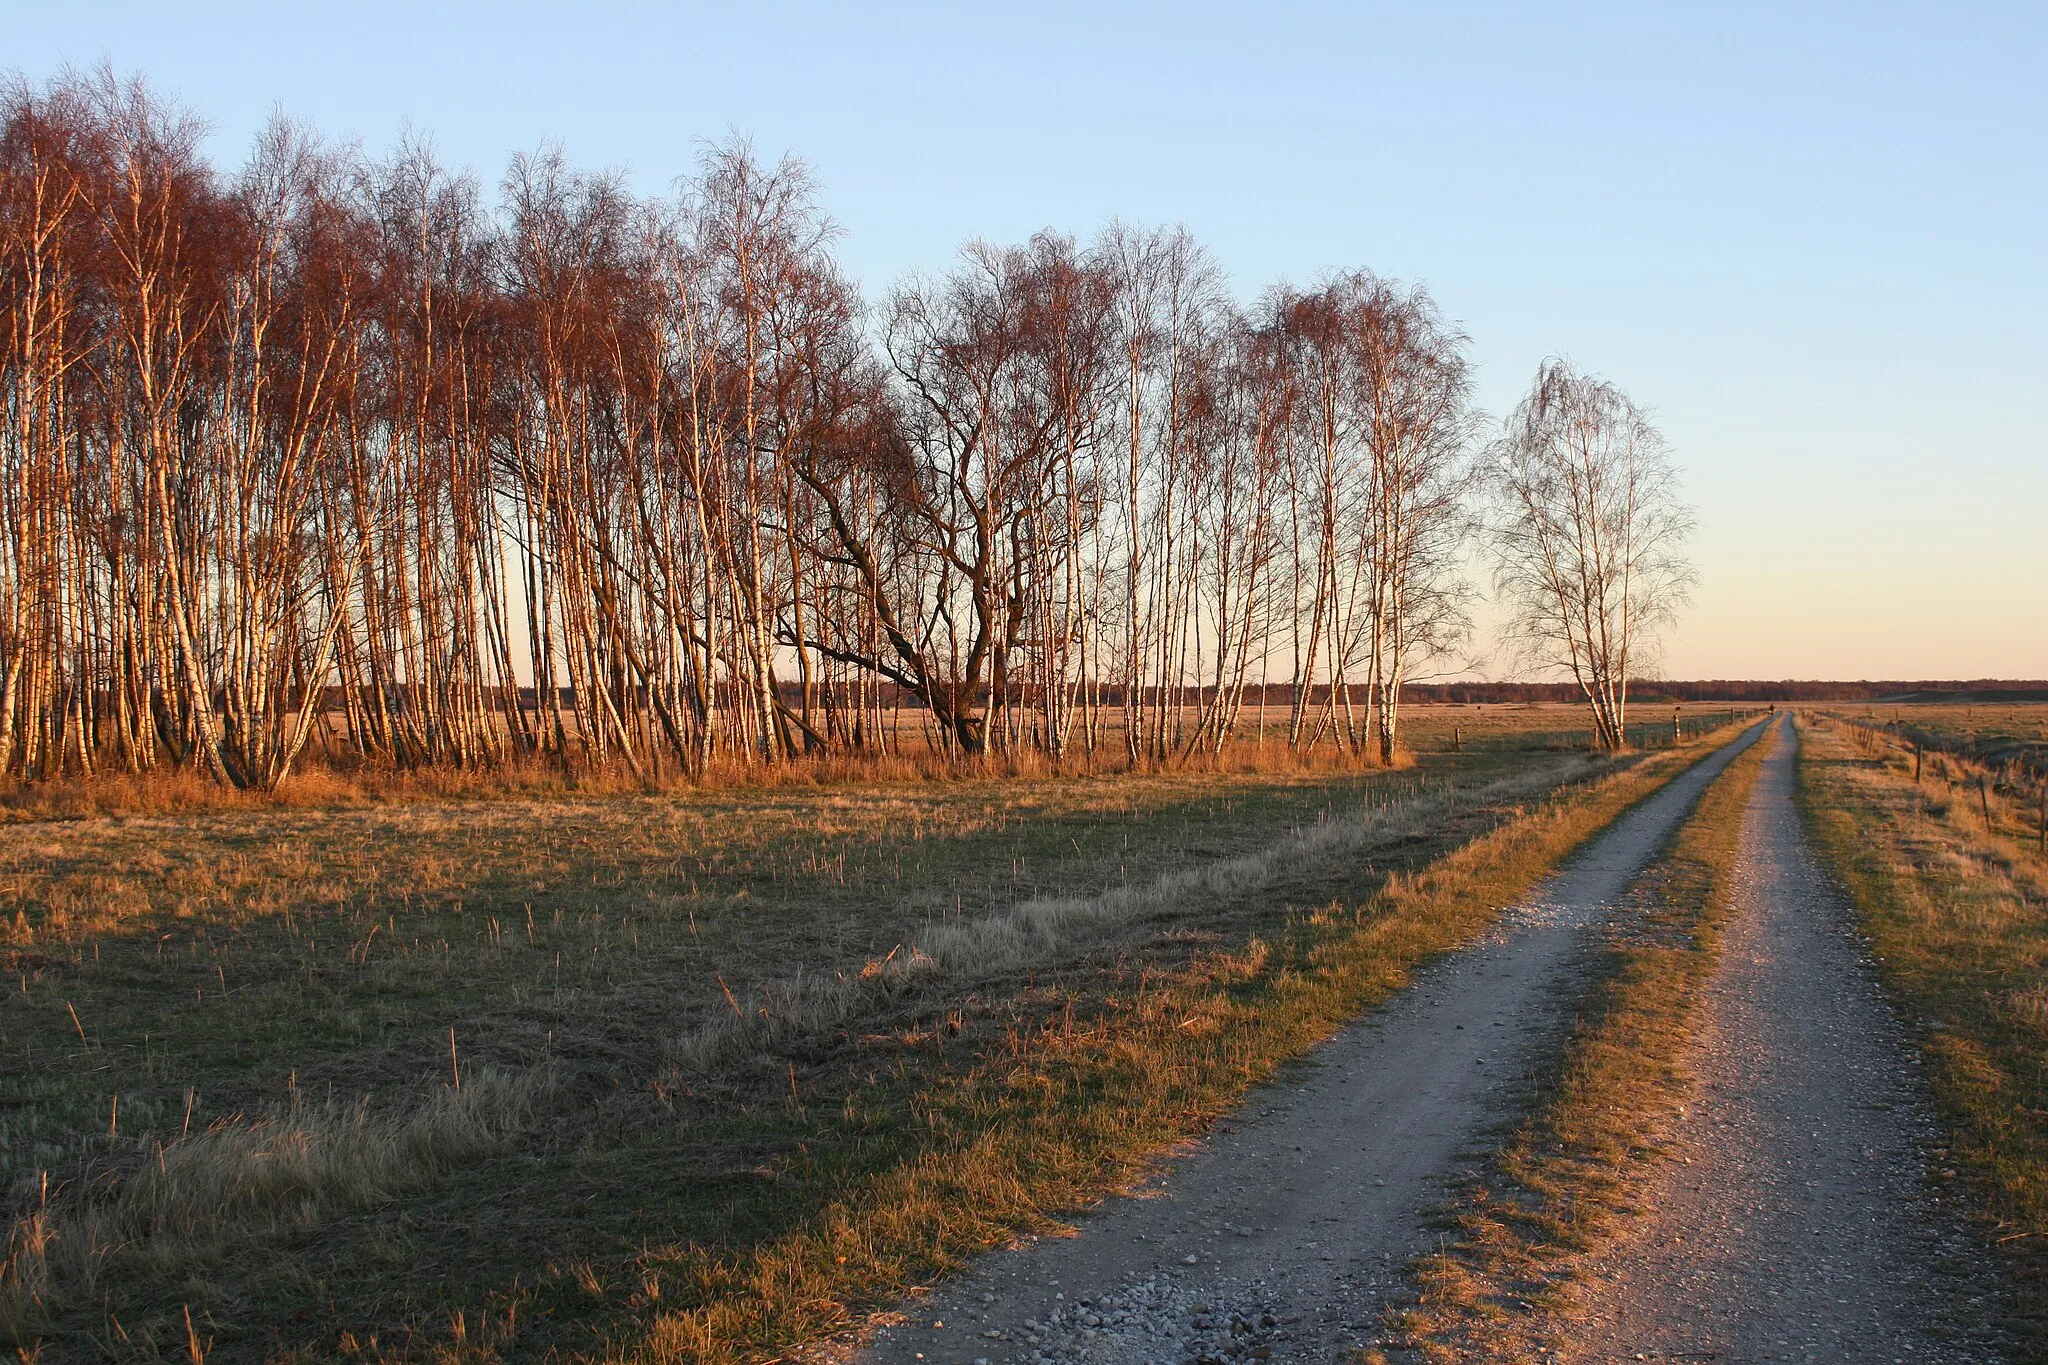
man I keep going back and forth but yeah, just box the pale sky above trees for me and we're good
[12,0,2044,679]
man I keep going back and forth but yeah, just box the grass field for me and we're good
[0,704,1753,1361]
[1796,709,2048,1349]
[0,703,1747,827]
[1818,701,2048,781]
[1813,700,2048,860]
[1820,700,2048,749]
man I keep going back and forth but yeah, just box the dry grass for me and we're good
[914,767,1565,968]
[662,762,1596,1076]
[1796,711,2048,1350]
[0,705,1760,1360]
[3,1066,547,1329]
[1820,702,2048,851]
[1375,723,1772,1363]
[1823,700,2048,754]
[601,727,1754,1365]
[0,703,1707,827]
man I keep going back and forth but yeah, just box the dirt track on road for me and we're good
[1553,717,2008,1363]
[853,725,1767,1365]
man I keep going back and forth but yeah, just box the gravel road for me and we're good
[852,724,1767,1365]
[1555,716,2008,1364]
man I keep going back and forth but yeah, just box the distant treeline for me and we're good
[0,69,1996,791]
[1404,681,2048,705]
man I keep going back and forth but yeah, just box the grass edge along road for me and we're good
[1796,712,2048,1354]
[603,723,1762,1365]
[1374,720,1773,1363]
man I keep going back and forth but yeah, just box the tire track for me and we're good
[1556,717,2008,1363]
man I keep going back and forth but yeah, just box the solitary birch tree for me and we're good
[1488,358,1693,749]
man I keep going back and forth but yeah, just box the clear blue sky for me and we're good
[12,1,2044,680]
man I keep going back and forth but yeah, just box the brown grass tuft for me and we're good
[2,1066,548,1336]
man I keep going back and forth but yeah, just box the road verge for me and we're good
[1795,711,2048,1353]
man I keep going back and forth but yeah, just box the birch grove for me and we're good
[0,71,1503,786]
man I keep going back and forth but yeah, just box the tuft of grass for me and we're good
[1380,722,1772,1363]
[2,1066,548,1331]
[1796,712,2048,1352]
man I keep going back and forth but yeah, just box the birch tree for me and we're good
[1489,358,1693,749]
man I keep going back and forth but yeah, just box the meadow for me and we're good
[1821,701,2048,776]
[0,704,1749,1361]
